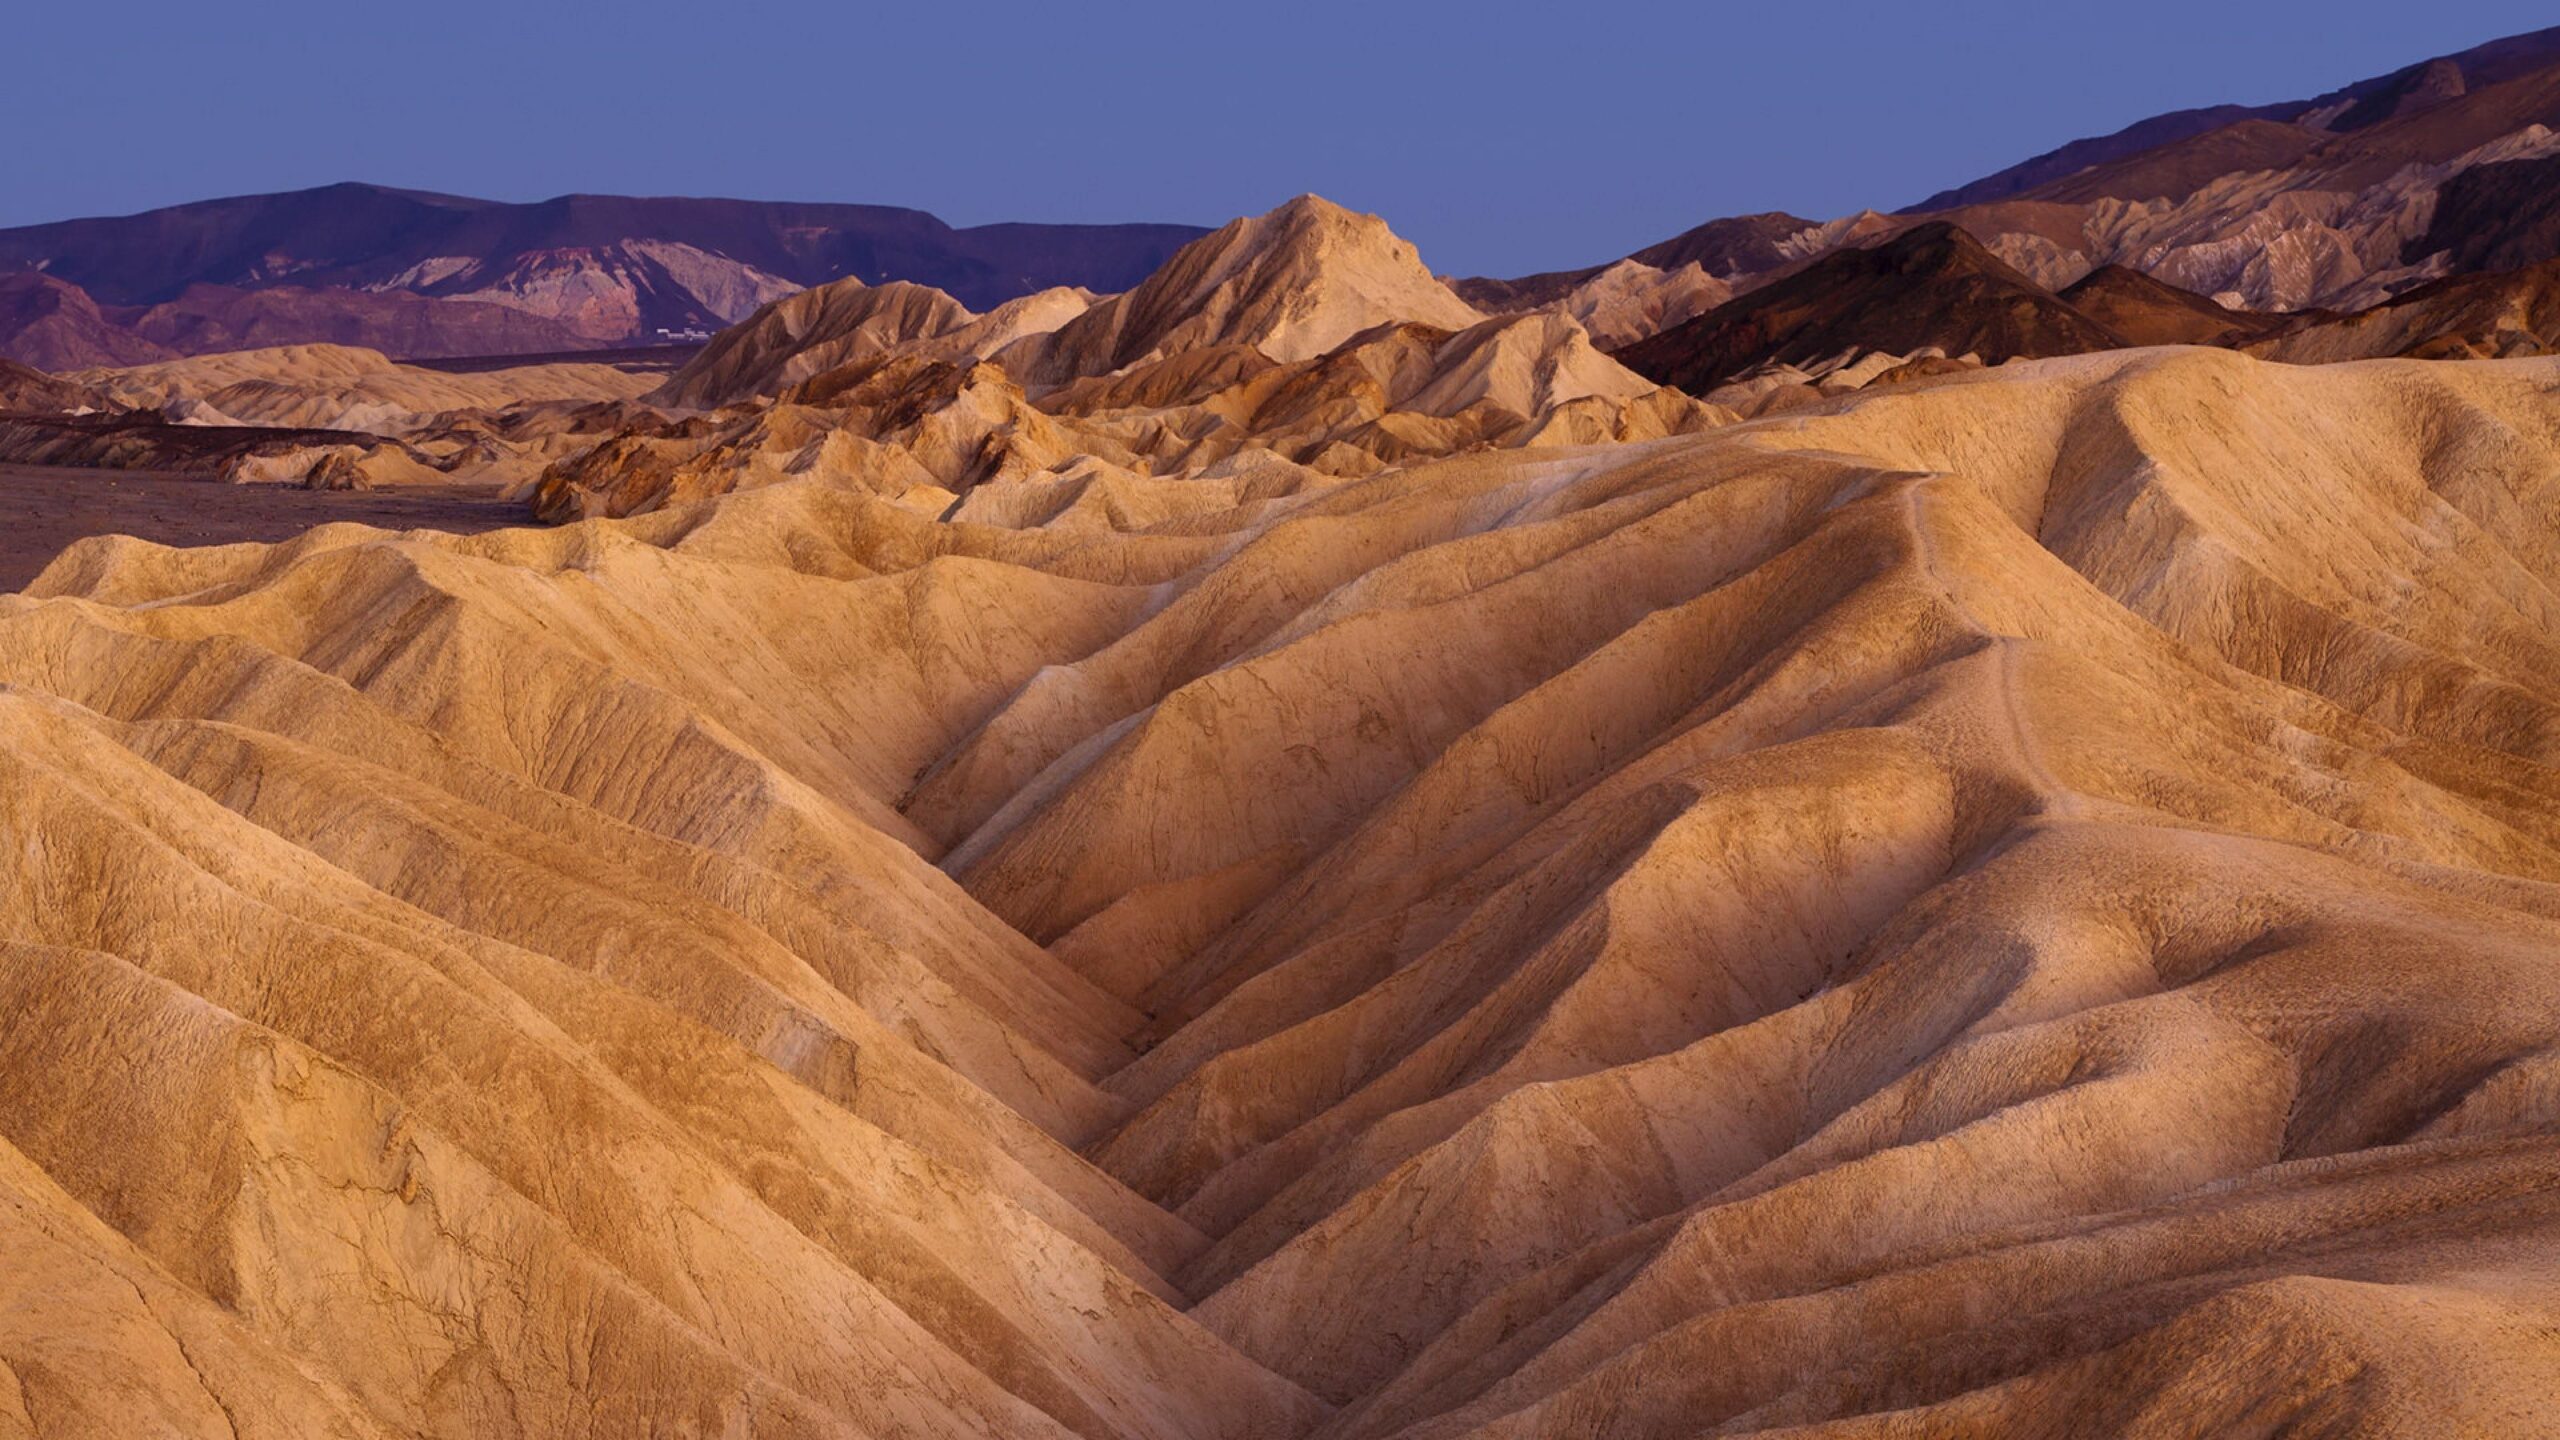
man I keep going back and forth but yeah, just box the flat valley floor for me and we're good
[0,465,524,591]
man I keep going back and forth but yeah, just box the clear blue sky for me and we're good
[5,1,2551,276]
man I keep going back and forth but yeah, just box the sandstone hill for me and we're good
[651,280,1097,410]
[1454,213,1818,318]
[533,307,1721,521]
[1,344,2556,1437]
[0,195,1711,517]
[0,344,657,489]
[0,357,104,414]
[24,170,2560,516]
[1000,196,1487,387]
[80,343,655,429]
[1549,259,1731,349]
[527,198,1708,521]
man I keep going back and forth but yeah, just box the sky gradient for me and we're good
[7,2,2552,277]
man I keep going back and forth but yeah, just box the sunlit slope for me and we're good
[3,346,2558,1436]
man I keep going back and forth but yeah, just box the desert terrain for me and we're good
[1,22,2559,1440]
[0,465,520,591]
[4,326,2557,1438]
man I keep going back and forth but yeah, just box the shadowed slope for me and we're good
[2249,256,2560,362]
[2058,264,2284,347]
[654,281,1098,410]
[1616,224,2131,394]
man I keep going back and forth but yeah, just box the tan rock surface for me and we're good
[536,305,1721,520]
[78,343,656,432]
[1002,196,1487,386]
[1553,260,1731,348]
[652,279,969,409]
[4,346,2559,1436]
[11,345,667,489]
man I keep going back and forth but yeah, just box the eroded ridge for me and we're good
[3,347,2559,1437]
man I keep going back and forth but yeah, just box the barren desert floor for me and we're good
[0,465,522,590]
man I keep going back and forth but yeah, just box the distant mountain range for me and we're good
[0,186,1206,367]
[8,25,2560,376]
[1457,25,2560,320]
[1904,25,2560,211]
[1607,220,2558,406]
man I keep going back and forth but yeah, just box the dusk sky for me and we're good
[7,2,2553,276]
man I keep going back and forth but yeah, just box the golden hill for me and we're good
[522,198,1675,522]
[0,344,665,490]
[77,343,655,431]
[2,344,2557,1436]
[530,308,1723,521]
[650,282,1101,411]
[1002,195,1488,386]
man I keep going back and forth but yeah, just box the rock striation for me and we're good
[3,344,2558,1436]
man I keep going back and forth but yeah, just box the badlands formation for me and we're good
[1,175,2559,1440]
[530,199,1721,522]
[0,344,659,491]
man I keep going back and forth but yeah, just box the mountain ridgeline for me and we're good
[0,185,1205,365]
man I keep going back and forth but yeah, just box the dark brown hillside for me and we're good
[2413,152,2560,272]
[1615,222,2127,393]
[2249,256,2560,363]
[2059,265,2284,347]
[0,360,103,414]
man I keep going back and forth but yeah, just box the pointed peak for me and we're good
[1011,194,1482,381]
[1267,193,1359,221]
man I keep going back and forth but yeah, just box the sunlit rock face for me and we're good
[5,337,2560,1437]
